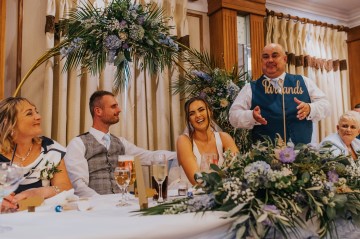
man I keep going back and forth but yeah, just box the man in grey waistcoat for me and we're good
[64,90,176,197]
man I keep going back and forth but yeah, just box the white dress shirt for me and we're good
[64,127,176,197]
[229,72,331,131]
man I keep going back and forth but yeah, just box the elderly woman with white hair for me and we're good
[320,111,360,161]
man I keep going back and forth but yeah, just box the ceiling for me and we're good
[267,0,360,28]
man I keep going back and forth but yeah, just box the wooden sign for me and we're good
[134,157,148,209]
[18,196,44,211]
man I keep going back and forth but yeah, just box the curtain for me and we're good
[34,0,188,151]
[265,13,350,142]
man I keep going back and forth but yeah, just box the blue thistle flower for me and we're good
[104,35,121,50]
[137,15,145,25]
[192,70,212,83]
[119,20,128,29]
[327,170,339,183]
[107,50,116,63]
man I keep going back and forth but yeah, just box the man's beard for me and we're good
[103,116,119,125]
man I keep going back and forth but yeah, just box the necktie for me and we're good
[271,78,283,92]
[103,134,110,150]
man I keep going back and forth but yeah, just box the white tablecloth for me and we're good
[0,194,235,239]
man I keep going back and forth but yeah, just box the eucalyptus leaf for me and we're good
[234,214,250,225]
[114,52,125,66]
[235,226,246,239]
[228,203,248,217]
[326,206,336,219]
[333,194,348,207]
[301,171,310,183]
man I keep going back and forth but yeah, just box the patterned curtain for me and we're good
[265,13,350,142]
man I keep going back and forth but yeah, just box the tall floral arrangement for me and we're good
[173,47,251,152]
[14,0,179,96]
[142,137,360,238]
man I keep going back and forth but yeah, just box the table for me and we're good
[0,194,235,239]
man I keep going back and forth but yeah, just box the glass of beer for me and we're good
[114,167,131,207]
[118,155,135,197]
[151,154,167,203]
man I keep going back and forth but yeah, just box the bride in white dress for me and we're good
[176,97,239,185]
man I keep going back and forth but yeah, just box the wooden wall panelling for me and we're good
[0,0,6,99]
[222,9,238,71]
[208,0,266,16]
[209,8,238,70]
[249,14,265,79]
[208,0,266,76]
[347,26,360,107]
[17,0,23,88]
[209,9,224,67]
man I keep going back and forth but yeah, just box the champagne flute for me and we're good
[118,155,135,199]
[114,167,131,207]
[152,154,167,203]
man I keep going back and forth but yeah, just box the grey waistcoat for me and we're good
[79,132,125,195]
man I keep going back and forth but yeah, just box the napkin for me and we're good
[43,189,78,206]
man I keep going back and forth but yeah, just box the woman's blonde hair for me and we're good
[0,97,40,154]
[338,110,360,129]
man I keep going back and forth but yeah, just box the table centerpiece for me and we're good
[141,136,360,238]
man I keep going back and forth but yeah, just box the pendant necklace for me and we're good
[15,143,33,162]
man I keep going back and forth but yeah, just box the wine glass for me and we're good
[152,154,167,203]
[114,167,131,207]
[0,163,24,232]
[118,155,135,199]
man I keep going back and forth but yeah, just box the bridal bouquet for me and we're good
[142,137,360,238]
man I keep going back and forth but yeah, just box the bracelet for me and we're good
[52,186,61,195]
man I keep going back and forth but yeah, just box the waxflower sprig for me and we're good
[39,161,61,180]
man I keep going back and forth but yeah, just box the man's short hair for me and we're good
[354,103,360,109]
[89,90,114,117]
